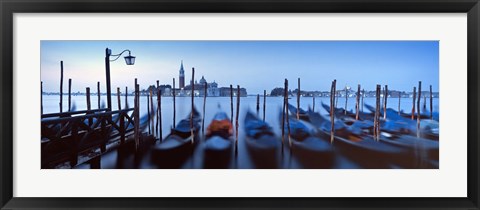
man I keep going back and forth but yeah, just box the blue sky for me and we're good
[41,41,439,95]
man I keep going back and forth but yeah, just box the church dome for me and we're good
[200,76,207,84]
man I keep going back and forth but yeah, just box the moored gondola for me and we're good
[150,108,201,168]
[203,111,234,169]
[279,110,334,169]
[244,111,280,168]
[307,109,437,168]
[363,104,439,141]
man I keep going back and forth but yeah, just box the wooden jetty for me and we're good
[41,85,151,169]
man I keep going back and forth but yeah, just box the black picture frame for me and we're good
[1,0,479,209]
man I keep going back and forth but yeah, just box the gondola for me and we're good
[378,133,438,165]
[306,109,437,168]
[203,111,234,169]
[244,111,280,168]
[321,102,438,141]
[363,104,439,141]
[279,110,334,169]
[150,108,201,168]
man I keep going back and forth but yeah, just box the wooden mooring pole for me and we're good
[230,84,234,124]
[384,85,388,120]
[381,87,384,117]
[97,81,101,109]
[150,89,154,136]
[417,81,422,137]
[156,80,160,137]
[411,87,416,120]
[285,79,291,146]
[190,68,195,143]
[158,88,162,141]
[235,85,240,156]
[86,87,92,126]
[330,80,336,144]
[430,85,433,119]
[116,86,124,148]
[312,96,315,112]
[68,79,72,112]
[344,86,348,115]
[125,86,128,108]
[134,84,140,151]
[263,90,266,122]
[59,61,63,113]
[117,87,121,110]
[41,81,43,115]
[374,85,381,141]
[173,78,176,129]
[147,88,151,135]
[202,82,207,137]
[356,84,360,120]
[120,101,125,144]
[86,87,91,111]
[297,78,300,120]
[281,81,286,152]
[254,94,259,116]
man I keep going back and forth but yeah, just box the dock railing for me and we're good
[41,108,136,168]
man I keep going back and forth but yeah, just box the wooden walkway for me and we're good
[41,108,142,169]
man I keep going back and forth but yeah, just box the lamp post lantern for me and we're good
[105,48,135,111]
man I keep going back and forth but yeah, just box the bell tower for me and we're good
[179,60,185,89]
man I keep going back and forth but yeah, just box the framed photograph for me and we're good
[1,0,479,209]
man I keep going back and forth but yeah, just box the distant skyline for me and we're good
[41,41,439,95]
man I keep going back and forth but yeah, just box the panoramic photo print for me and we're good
[40,41,439,169]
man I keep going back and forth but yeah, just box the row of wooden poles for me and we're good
[318,82,434,121]
[278,78,434,147]
[328,80,433,142]
[44,77,433,132]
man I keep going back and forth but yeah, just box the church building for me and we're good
[175,60,246,97]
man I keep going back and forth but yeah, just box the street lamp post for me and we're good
[105,48,135,111]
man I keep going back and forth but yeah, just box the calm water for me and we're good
[42,95,439,169]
